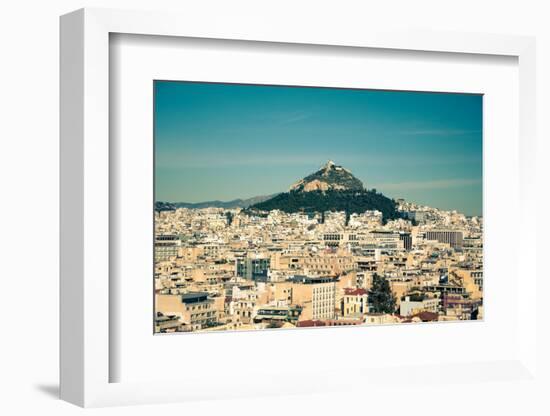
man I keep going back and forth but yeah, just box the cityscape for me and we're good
[154,81,483,334]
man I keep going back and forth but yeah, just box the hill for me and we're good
[248,161,400,221]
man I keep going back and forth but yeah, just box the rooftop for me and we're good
[289,275,336,284]
[180,292,209,304]
[344,288,368,296]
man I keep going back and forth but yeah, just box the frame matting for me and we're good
[60,7,538,407]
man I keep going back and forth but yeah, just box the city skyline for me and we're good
[154,81,484,334]
[154,81,483,216]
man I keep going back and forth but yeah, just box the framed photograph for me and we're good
[153,80,484,334]
[60,8,538,408]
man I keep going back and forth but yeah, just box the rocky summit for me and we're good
[289,160,365,192]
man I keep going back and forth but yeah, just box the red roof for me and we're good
[344,288,368,296]
[411,311,439,322]
[297,320,327,327]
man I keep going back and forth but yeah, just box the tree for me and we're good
[249,189,402,222]
[225,211,234,226]
[368,274,396,314]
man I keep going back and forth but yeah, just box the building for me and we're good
[322,232,360,247]
[253,306,302,324]
[280,252,355,276]
[229,286,259,324]
[156,291,217,331]
[399,295,439,316]
[364,313,402,325]
[154,312,181,333]
[236,257,270,281]
[399,232,412,250]
[290,275,336,321]
[154,234,181,261]
[340,287,368,317]
[441,293,481,320]
[297,319,363,327]
[367,230,404,250]
[405,211,426,224]
[356,257,379,272]
[472,270,483,290]
[451,268,483,298]
[425,230,464,248]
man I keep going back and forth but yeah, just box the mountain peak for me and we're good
[290,161,364,192]
[322,160,336,169]
[249,162,399,221]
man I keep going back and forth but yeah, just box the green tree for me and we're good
[225,211,234,226]
[368,274,396,314]
[249,189,402,222]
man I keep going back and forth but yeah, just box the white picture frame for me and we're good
[60,7,538,408]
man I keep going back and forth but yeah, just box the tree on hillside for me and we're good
[368,274,396,314]
[249,189,402,222]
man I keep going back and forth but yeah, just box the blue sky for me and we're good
[154,81,482,216]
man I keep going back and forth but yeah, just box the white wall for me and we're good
[0,0,548,414]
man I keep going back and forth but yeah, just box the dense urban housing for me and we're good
[154,161,483,333]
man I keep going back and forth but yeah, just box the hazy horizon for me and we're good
[155,81,483,216]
